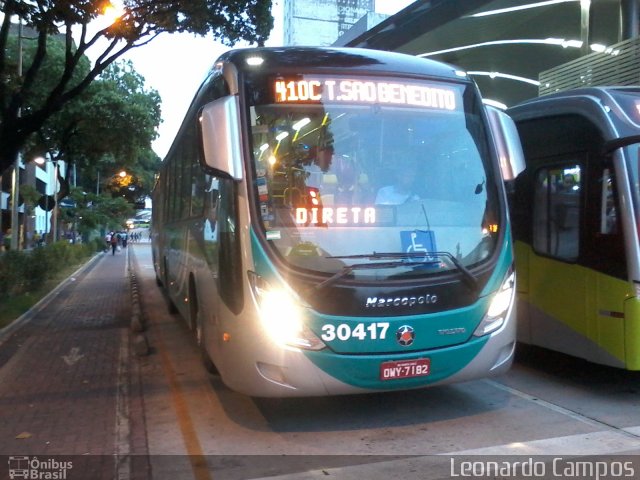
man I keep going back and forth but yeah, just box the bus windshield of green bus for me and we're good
[608,89,640,236]
[247,75,500,279]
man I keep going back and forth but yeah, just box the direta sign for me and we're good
[295,207,376,226]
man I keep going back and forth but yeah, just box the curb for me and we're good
[0,251,105,348]
[127,247,149,356]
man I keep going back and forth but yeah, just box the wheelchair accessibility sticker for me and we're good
[400,230,436,261]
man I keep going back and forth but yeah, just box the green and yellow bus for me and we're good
[509,86,640,369]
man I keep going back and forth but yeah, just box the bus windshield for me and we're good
[246,74,500,280]
[607,89,640,236]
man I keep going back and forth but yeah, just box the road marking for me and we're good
[130,245,212,479]
[131,246,212,479]
[484,379,640,438]
[445,429,640,455]
[61,347,84,366]
[624,426,640,436]
[114,328,131,480]
[246,428,640,479]
[154,317,212,480]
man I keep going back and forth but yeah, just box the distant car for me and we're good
[126,219,150,230]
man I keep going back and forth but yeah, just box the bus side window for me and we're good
[587,163,626,280]
[204,175,220,243]
[532,164,582,261]
[218,178,243,314]
[600,168,617,235]
[198,174,220,271]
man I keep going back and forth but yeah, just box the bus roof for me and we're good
[214,46,467,82]
[508,86,640,144]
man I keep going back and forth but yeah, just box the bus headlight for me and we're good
[247,271,325,350]
[473,269,515,337]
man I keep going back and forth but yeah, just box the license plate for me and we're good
[380,358,431,380]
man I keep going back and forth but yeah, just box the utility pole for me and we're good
[10,17,23,250]
[52,162,59,243]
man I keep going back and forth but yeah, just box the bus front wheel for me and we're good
[195,309,218,374]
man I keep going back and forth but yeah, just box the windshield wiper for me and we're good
[326,251,478,292]
[312,259,439,292]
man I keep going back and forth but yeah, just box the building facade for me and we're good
[283,0,375,46]
[0,158,65,249]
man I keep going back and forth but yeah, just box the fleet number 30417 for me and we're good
[321,322,390,341]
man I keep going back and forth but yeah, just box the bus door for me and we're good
[581,155,628,365]
[526,159,587,353]
[525,153,628,366]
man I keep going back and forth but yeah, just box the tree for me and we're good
[62,186,133,241]
[0,0,274,173]
[31,58,162,201]
[101,147,160,204]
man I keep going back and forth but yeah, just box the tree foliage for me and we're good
[101,147,159,203]
[61,186,133,238]
[0,0,274,173]
[39,60,161,163]
[33,58,162,204]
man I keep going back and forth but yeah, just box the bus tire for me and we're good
[163,258,178,314]
[190,278,218,374]
[152,251,163,286]
[196,310,218,374]
[165,289,178,314]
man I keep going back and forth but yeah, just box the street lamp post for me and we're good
[52,161,59,243]
[10,17,23,250]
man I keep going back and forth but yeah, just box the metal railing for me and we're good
[539,37,640,96]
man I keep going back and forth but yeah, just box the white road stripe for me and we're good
[247,377,640,479]
[624,426,640,436]
[248,429,640,480]
[445,429,640,455]
[484,379,640,439]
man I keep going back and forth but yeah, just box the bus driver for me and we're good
[375,160,420,205]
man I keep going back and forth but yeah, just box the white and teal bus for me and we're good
[151,47,525,397]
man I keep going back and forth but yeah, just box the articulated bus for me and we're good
[508,86,640,369]
[151,47,525,397]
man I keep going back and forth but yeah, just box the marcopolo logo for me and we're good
[365,293,438,308]
[8,456,72,479]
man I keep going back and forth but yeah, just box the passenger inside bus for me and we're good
[559,173,579,192]
[375,160,420,205]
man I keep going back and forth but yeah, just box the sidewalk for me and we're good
[0,247,148,479]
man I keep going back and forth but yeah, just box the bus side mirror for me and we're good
[199,96,244,181]
[485,106,526,181]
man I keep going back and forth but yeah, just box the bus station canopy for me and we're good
[343,0,622,108]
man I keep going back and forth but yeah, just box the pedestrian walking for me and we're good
[110,232,118,255]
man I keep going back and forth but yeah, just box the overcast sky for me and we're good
[120,0,415,159]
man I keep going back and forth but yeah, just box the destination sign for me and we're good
[274,77,458,110]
